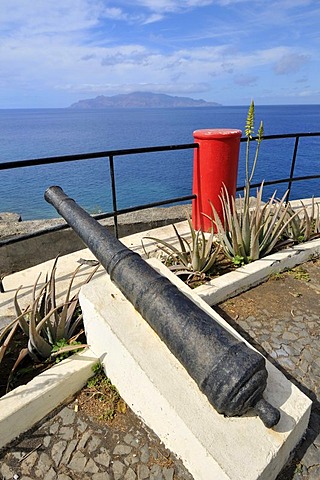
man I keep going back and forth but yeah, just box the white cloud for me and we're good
[103,7,128,20]
[274,0,313,8]
[273,53,309,75]
[131,0,214,13]
[142,13,165,24]
[0,0,103,36]
[99,45,149,66]
[58,82,211,95]
[295,77,308,84]
[0,15,310,98]
[215,0,250,4]
[234,75,258,87]
[0,0,318,106]
[297,88,320,97]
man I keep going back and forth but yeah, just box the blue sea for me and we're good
[0,105,319,220]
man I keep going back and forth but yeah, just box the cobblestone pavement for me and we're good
[217,258,320,480]
[0,258,319,480]
[0,402,193,480]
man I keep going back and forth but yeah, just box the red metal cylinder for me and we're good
[192,129,242,231]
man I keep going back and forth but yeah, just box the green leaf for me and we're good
[56,264,81,340]
[0,321,19,364]
[147,235,190,268]
[13,286,30,336]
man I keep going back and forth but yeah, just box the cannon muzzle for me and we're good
[45,186,280,428]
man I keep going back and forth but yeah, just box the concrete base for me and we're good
[80,259,312,480]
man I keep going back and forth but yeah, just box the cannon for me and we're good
[45,186,280,428]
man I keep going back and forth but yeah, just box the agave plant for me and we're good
[0,258,99,390]
[208,101,300,264]
[210,183,300,264]
[282,197,320,242]
[142,215,221,277]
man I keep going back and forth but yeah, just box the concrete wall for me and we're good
[1,205,190,276]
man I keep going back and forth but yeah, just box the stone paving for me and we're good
[0,258,319,480]
[217,258,320,480]
[0,401,193,480]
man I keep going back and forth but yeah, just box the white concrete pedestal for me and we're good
[80,259,311,480]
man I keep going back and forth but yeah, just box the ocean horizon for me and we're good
[1,104,319,220]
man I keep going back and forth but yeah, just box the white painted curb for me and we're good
[80,259,312,480]
[0,348,98,450]
[195,237,320,305]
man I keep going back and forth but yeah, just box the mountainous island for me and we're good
[69,92,220,109]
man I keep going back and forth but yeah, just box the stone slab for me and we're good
[80,258,312,480]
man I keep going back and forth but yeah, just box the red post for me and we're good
[192,129,242,232]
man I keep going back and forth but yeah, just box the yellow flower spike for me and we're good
[245,100,255,139]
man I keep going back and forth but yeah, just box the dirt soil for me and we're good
[217,260,320,325]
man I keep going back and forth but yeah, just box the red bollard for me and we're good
[192,129,242,232]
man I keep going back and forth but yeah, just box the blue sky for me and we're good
[1,0,319,108]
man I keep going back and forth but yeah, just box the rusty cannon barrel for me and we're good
[45,186,280,428]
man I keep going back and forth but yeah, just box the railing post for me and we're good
[286,136,300,204]
[108,155,119,238]
[192,129,242,231]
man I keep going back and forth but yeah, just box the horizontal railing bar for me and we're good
[240,132,320,142]
[236,174,320,192]
[0,143,199,170]
[2,131,320,171]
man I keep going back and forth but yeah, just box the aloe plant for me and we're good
[142,215,221,277]
[283,197,320,242]
[0,258,99,390]
[209,101,300,264]
[210,183,300,263]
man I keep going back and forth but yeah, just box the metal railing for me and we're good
[1,131,320,247]
[237,132,320,199]
[0,143,198,243]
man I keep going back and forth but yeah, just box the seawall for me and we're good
[1,205,190,276]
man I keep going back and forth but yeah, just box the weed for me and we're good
[233,255,245,267]
[269,272,284,281]
[51,338,84,363]
[143,215,221,276]
[289,266,311,282]
[0,257,98,389]
[293,463,303,475]
[80,364,126,422]
[91,362,103,374]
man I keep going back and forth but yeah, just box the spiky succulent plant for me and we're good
[0,258,99,391]
[208,101,299,264]
[283,197,320,242]
[210,184,300,264]
[143,215,221,276]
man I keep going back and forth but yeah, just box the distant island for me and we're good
[69,92,221,109]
